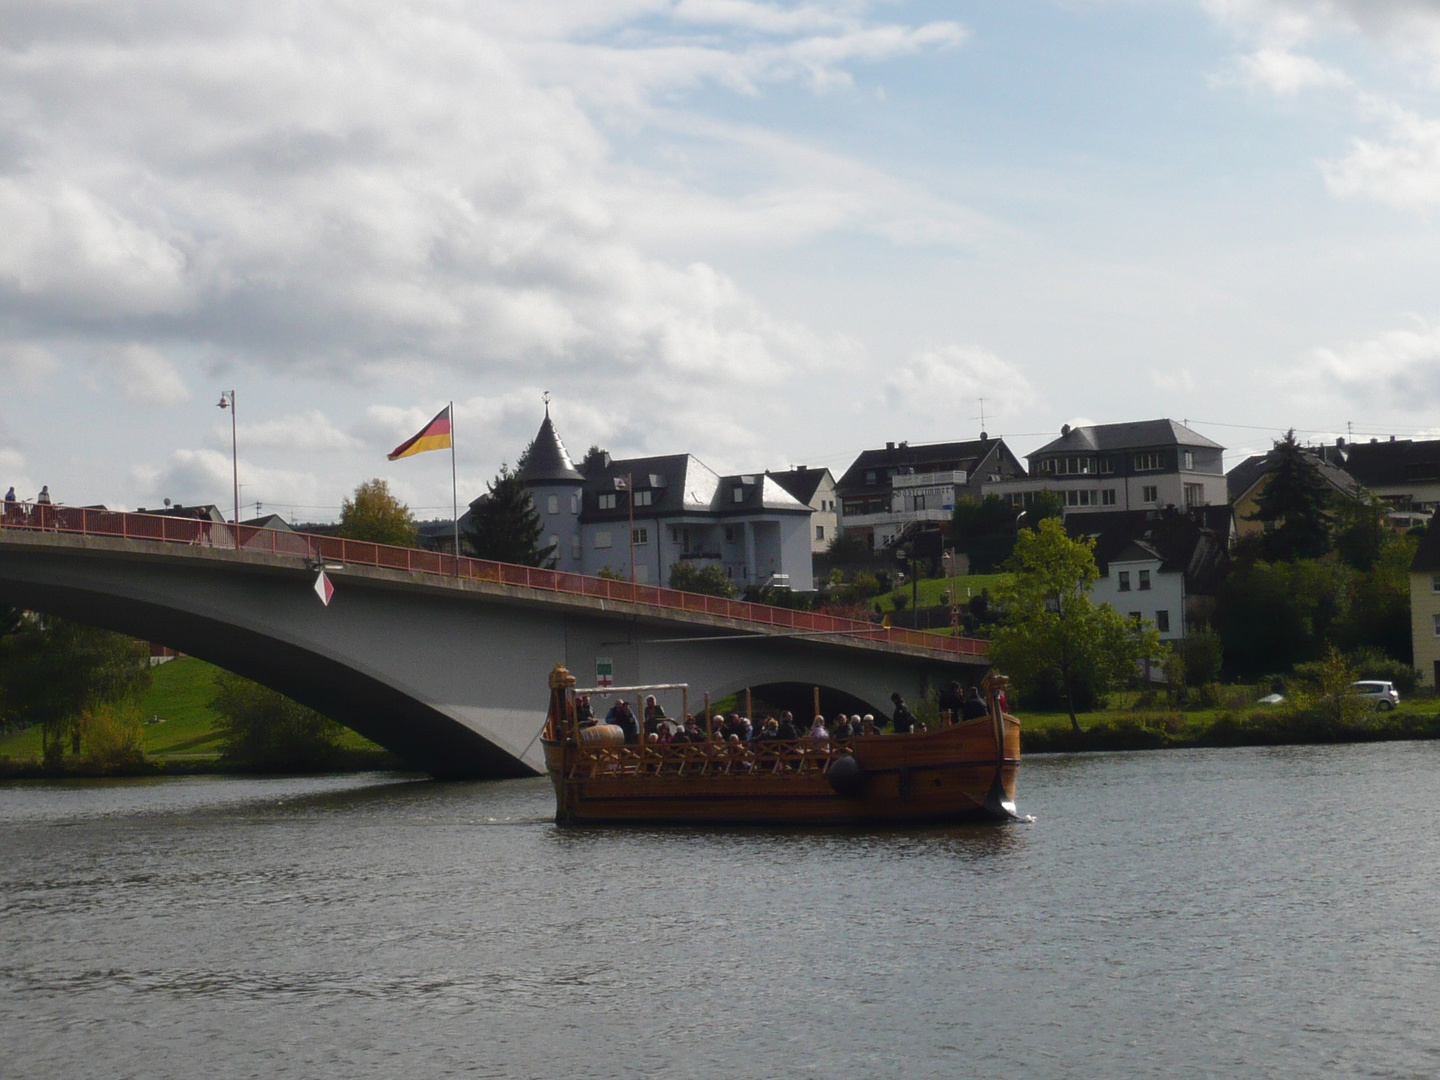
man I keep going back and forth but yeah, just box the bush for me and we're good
[213,672,344,771]
[668,562,737,598]
[78,702,145,773]
[1181,630,1224,687]
[890,590,910,612]
[1347,650,1419,694]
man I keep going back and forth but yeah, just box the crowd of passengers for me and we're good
[571,680,1001,747]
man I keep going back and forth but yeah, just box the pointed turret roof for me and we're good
[516,408,584,484]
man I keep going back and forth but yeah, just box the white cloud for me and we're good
[1284,318,1440,410]
[0,343,59,388]
[97,344,191,406]
[1202,0,1440,56]
[1325,102,1440,207]
[235,411,361,452]
[140,448,326,512]
[1228,47,1351,94]
[882,345,1034,427]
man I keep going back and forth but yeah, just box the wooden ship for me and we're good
[540,664,1022,826]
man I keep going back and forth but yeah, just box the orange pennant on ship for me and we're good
[387,407,452,460]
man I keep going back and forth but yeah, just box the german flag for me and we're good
[388,406,452,460]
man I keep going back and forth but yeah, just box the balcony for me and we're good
[892,469,966,489]
[840,508,952,528]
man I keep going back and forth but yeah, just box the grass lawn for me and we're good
[0,656,381,762]
[874,572,1011,613]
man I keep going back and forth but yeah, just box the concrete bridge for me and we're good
[0,508,989,778]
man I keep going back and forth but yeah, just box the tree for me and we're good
[950,495,1020,573]
[464,465,554,566]
[1214,556,1351,676]
[1248,431,1333,561]
[338,479,418,547]
[1334,534,1416,662]
[1333,492,1389,572]
[0,618,150,757]
[990,519,1159,732]
[213,671,344,771]
[668,562,737,597]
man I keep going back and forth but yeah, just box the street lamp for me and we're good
[216,390,238,539]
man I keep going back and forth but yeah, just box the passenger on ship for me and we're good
[831,714,853,741]
[890,693,916,734]
[574,694,595,727]
[862,713,876,735]
[961,687,989,721]
[809,716,829,740]
[643,695,667,724]
[938,681,966,723]
[606,698,639,744]
[776,711,800,740]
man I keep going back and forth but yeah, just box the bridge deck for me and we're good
[0,502,988,663]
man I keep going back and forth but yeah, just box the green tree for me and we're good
[1334,534,1416,662]
[1333,492,1389,572]
[338,478,418,547]
[990,519,1159,732]
[1248,431,1333,561]
[1023,489,1064,529]
[213,671,344,771]
[464,465,554,566]
[950,495,1020,573]
[0,619,150,756]
[1215,557,1352,676]
[823,529,869,566]
[668,561,737,597]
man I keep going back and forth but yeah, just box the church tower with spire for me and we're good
[515,400,586,572]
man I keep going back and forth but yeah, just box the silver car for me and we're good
[1350,680,1400,711]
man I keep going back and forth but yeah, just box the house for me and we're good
[834,436,1027,551]
[1226,447,1362,542]
[1065,507,1232,639]
[1410,526,1440,690]
[1336,437,1440,513]
[985,419,1226,514]
[514,411,815,590]
[765,466,837,554]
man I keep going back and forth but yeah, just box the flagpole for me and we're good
[449,401,459,575]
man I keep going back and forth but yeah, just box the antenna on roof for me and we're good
[972,397,987,435]
[542,389,551,414]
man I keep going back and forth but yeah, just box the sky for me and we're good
[4,0,1440,521]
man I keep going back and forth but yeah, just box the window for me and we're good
[1184,451,1194,470]
[1065,490,1100,507]
[816,525,825,540]
[1431,574,1440,594]
[1134,452,1164,472]
[635,565,649,583]
[1184,483,1204,508]
[1155,610,1170,633]
[1118,571,1131,592]
[913,494,926,511]
[1099,456,1115,475]
[547,535,558,557]
[1101,490,1116,506]
[632,528,648,545]
[1138,569,1151,590]
[570,494,579,514]
[865,470,877,484]
[733,486,745,503]
[571,536,581,559]
[724,526,738,543]
[594,531,612,549]
[546,494,558,515]
[1434,613,1440,637]
[634,490,653,507]
[598,493,617,510]
[1142,485,1158,503]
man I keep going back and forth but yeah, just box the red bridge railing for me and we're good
[0,501,988,659]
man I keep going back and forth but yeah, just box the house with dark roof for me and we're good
[1339,437,1440,513]
[1065,507,1233,640]
[1410,526,1440,689]
[1226,447,1362,543]
[765,466,837,554]
[513,410,815,589]
[985,419,1226,515]
[834,436,1027,551]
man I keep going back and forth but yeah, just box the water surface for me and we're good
[4,744,1439,1078]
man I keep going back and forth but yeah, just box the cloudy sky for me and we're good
[3,0,1440,520]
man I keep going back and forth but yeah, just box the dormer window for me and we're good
[598,493,617,510]
[634,490,653,507]
[733,486,745,503]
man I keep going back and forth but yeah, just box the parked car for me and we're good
[1350,680,1400,710]
[1257,693,1285,705]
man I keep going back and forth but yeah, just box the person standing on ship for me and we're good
[606,698,639,744]
[890,693,916,734]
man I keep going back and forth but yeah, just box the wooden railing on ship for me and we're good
[568,738,854,780]
[0,500,987,659]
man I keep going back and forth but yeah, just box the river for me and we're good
[3,742,1439,1078]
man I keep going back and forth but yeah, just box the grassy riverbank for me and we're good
[0,657,398,777]
[1019,698,1440,753]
